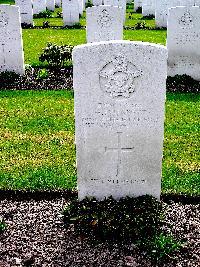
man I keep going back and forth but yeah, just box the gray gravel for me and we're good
[0,198,199,267]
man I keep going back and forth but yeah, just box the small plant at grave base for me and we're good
[136,7,142,13]
[64,22,82,29]
[0,71,20,86]
[144,233,183,263]
[0,217,7,233]
[142,14,155,20]
[21,23,34,29]
[85,0,93,8]
[39,43,73,68]
[57,11,62,18]
[37,68,49,80]
[134,21,148,30]
[63,195,162,242]
[167,74,200,93]
[33,10,53,18]
[43,21,50,28]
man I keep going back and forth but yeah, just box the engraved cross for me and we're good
[104,132,134,177]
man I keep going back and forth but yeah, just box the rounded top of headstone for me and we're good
[73,40,167,55]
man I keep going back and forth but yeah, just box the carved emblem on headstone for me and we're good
[179,11,194,27]
[97,9,112,28]
[99,55,143,99]
[0,11,9,28]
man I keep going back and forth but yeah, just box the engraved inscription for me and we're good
[179,11,194,27]
[0,44,6,70]
[104,132,134,178]
[0,11,9,28]
[97,9,112,28]
[91,178,146,184]
[82,102,158,128]
[99,55,143,99]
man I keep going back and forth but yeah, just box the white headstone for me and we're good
[46,0,55,10]
[167,6,200,80]
[104,0,126,21]
[33,0,46,14]
[62,0,79,26]
[15,0,34,26]
[142,0,155,16]
[86,5,124,43]
[55,0,62,6]
[73,40,167,200]
[155,0,180,28]
[134,0,142,12]
[93,0,103,5]
[78,0,84,15]
[0,5,25,75]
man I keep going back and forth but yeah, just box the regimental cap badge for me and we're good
[0,11,8,28]
[99,55,143,99]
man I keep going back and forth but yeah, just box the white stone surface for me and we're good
[134,0,142,12]
[0,5,25,75]
[62,0,79,26]
[73,40,167,201]
[46,0,55,10]
[78,0,84,15]
[93,0,103,5]
[55,0,62,7]
[86,5,123,43]
[155,0,182,28]
[167,6,200,80]
[104,0,126,21]
[15,0,34,26]
[33,0,46,14]
[142,0,155,16]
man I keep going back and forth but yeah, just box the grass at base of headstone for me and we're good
[0,0,14,4]
[0,90,76,190]
[22,29,86,66]
[63,195,183,263]
[22,28,166,67]
[0,91,199,194]
[163,93,200,196]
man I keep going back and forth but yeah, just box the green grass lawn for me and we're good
[0,2,199,196]
[0,91,199,195]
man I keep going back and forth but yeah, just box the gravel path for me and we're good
[0,197,199,267]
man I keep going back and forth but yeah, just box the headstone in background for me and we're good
[86,5,124,43]
[46,0,55,11]
[78,0,84,15]
[104,0,126,21]
[167,6,200,80]
[134,0,142,12]
[155,0,180,28]
[73,40,167,200]
[15,0,34,26]
[62,0,79,26]
[142,0,155,16]
[55,0,62,7]
[93,0,103,5]
[0,5,25,75]
[33,0,46,14]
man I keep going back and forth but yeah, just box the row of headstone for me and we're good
[140,0,200,28]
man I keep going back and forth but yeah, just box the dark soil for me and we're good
[0,194,199,267]
[0,67,73,91]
